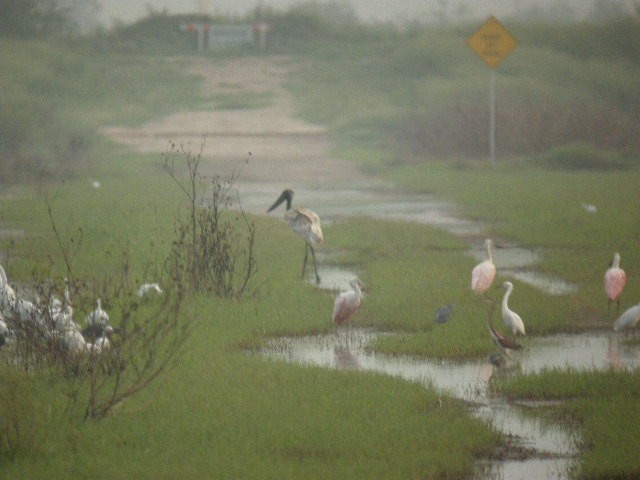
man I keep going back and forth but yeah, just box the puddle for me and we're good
[468,239,578,296]
[260,330,640,479]
[231,183,578,295]
[235,183,477,233]
[314,265,358,292]
[501,270,578,296]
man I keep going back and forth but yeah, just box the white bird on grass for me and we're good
[50,280,78,332]
[267,189,323,284]
[613,303,640,334]
[63,328,87,354]
[0,264,17,311]
[501,281,525,337]
[137,283,163,298]
[332,279,364,328]
[86,325,113,354]
[0,317,10,347]
[472,239,496,294]
[86,298,109,328]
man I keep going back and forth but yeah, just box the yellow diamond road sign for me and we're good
[467,16,517,68]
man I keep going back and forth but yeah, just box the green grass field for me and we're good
[1,15,640,479]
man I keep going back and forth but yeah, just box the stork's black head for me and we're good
[267,189,293,213]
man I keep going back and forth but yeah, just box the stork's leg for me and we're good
[301,243,309,279]
[309,244,321,284]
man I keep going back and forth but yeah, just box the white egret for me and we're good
[501,281,525,336]
[613,303,640,334]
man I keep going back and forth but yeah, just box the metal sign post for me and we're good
[467,16,517,164]
[489,69,496,164]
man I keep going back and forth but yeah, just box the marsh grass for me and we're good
[0,188,504,477]
[0,40,207,183]
[3,18,640,479]
[494,369,640,477]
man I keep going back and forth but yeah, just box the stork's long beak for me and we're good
[267,190,292,213]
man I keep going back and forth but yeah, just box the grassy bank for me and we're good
[0,174,502,478]
[2,15,640,478]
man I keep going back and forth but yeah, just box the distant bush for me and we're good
[256,1,398,52]
[0,97,92,184]
[393,96,640,161]
[103,12,215,54]
[513,19,640,66]
[531,142,634,170]
[0,0,69,39]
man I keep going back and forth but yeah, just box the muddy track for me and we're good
[101,55,371,186]
[101,55,577,296]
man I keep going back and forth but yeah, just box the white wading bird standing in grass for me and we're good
[332,279,364,328]
[267,189,323,284]
[613,302,640,334]
[501,281,525,337]
[138,282,163,298]
[472,239,496,294]
[0,316,10,347]
[604,252,626,314]
[0,264,17,312]
[86,298,109,328]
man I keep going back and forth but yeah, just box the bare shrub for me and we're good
[0,141,259,430]
[162,140,257,298]
[1,250,188,421]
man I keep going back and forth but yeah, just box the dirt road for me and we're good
[101,55,371,187]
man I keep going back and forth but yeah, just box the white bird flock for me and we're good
[0,264,162,356]
[0,265,114,355]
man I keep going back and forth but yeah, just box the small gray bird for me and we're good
[434,304,453,324]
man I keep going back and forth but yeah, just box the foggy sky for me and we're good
[95,0,604,27]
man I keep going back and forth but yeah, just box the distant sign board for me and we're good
[181,23,260,51]
[208,25,254,49]
[467,16,517,68]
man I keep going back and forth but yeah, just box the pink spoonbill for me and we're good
[472,239,496,294]
[604,252,626,314]
[267,189,323,284]
[332,278,364,328]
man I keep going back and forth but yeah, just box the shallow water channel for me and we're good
[235,182,579,296]
[237,182,614,477]
[260,329,640,479]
